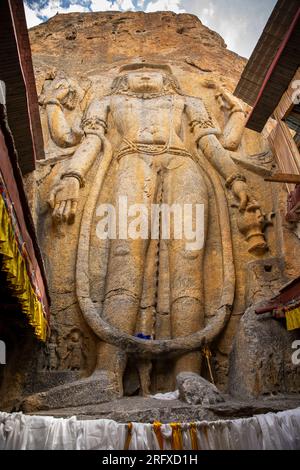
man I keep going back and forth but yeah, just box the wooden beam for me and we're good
[264,173,300,184]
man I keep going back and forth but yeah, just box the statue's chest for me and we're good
[112,96,184,120]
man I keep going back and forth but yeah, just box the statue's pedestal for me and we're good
[21,373,120,413]
[23,395,300,423]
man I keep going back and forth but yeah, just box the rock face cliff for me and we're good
[29,11,246,90]
[10,11,298,415]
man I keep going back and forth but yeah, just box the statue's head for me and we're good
[68,328,81,342]
[111,63,183,96]
[127,71,164,94]
[71,331,80,342]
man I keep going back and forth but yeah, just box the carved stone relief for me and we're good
[23,62,287,411]
[38,69,91,160]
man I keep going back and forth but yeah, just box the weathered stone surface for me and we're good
[229,305,300,398]
[205,395,300,419]
[245,257,287,308]
[26,395,300,423]
[2,12,300,416]
[177,372,225,405]
[27,12,300,407]
[25,371,81,394]
[29,11,246,86]
[21,372,120,412]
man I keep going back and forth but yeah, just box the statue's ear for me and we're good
[162,75,171,92]
[122,74,129,88]
[111,75,126,93]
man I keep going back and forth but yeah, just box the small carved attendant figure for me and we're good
[47,336,59,370]
[39,71,90,156]
[62,329,86,371]
[202,79,248,151]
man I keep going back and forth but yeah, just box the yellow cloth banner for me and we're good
[153,421,164,450]
[0,196,47,341]
[170,423,183,450]
[286,307,300,331]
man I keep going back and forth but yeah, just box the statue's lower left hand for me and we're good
[231,180,250,212]
[48,176,80,224]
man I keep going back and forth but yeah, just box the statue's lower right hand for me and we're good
[48,176,80,224]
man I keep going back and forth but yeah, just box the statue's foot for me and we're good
[176,372,225,406]
[20,369,121,413]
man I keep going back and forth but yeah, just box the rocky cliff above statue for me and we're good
[29,11,246,87]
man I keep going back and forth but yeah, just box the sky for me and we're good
[24,0,278,58]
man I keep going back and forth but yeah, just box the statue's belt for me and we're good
[115,143,194,161]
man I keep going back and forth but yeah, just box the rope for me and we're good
[202,346,215,385]
[124,422,133,450]
[189,423,199,450]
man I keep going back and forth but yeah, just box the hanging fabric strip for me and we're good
[0,195,48,341]
[189,423,199,450]
[170,423,183,450]
[153,421,164,450]
[286,307,300,331]
[124,422,133,450]
[1,408,300,450]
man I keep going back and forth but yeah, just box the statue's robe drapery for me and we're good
[65,92,228,385]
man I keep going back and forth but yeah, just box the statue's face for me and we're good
[127,71,164,93]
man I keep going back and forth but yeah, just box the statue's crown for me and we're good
[119,63,173,75]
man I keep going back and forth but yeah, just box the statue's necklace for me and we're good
[118,90,170,99]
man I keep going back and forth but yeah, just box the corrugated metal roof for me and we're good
[0,0,45,174]
[234,0,300,132]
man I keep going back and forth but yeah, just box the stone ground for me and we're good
[27,395,300,423]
